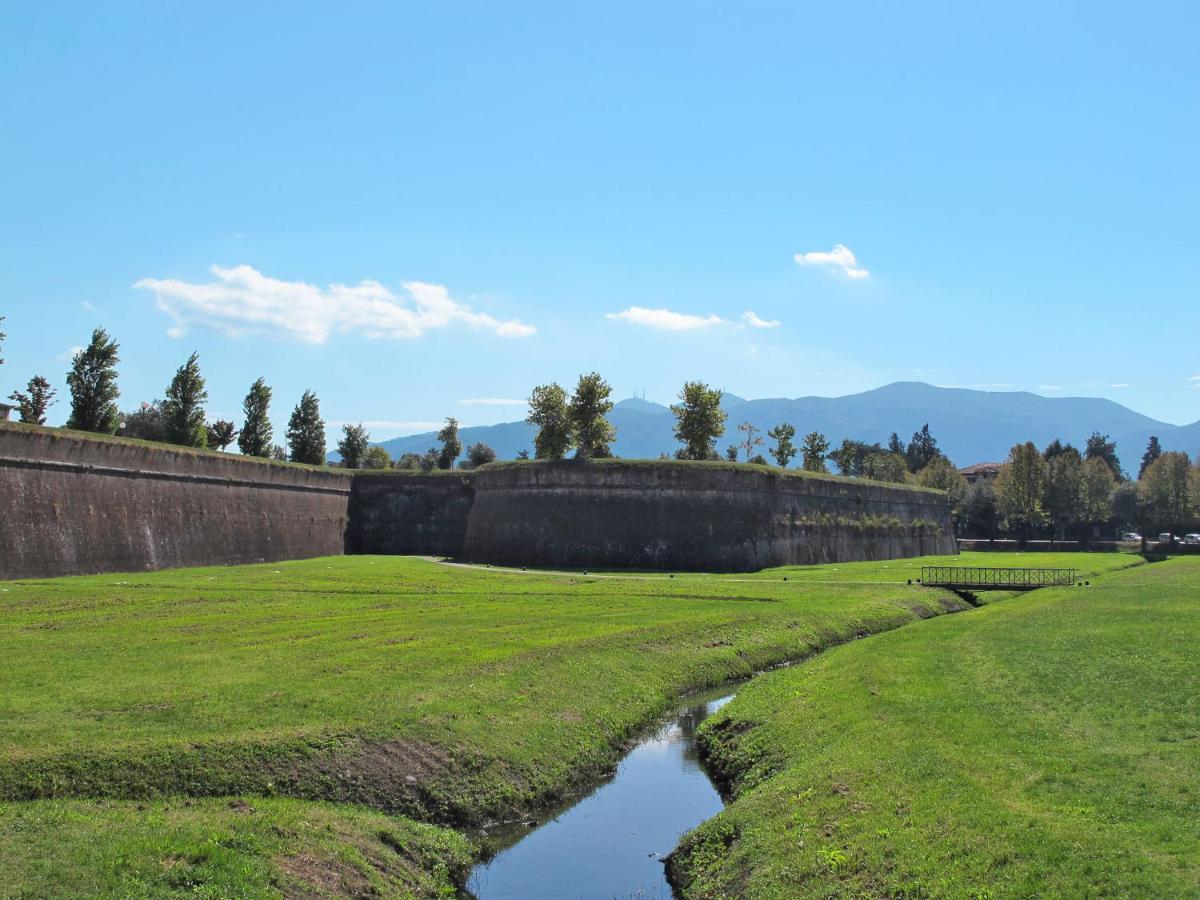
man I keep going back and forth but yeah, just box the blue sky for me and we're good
[2,2,1197,442]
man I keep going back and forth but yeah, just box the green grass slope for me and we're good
[671,557,1200,898]
[0,555,984,823]
[0,798,470,899]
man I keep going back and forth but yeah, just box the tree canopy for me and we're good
[671,381,725,460]
[286,390,326,465]
[162,352,208,447]
[436,418,462,470]
[800,431,830,473]
[238,378,274,458]
[995,442,1048,537]
[9,375,55,425]
[1085,432,1124,481]
[1139,436,1162,480]
[568,373,615,460]
[66,328,121,434]
[527,383,572,460]
[337,423,371,469]
[767,422,797,468]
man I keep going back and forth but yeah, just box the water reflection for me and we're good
[467,689,732,900]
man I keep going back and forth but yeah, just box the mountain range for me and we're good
[368,382,1200,474]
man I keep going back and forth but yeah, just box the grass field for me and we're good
[670,557,1200,898]
[0,549,1167,897]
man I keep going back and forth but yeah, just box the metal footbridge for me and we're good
[920,566,1077,591]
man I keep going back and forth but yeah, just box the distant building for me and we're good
[959,462,1003,484]
[0,401,13,422]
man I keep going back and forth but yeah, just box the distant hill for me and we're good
[363,382,1200,473]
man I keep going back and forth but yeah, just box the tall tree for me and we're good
[800,431,830,473]
[766,422,797,468]
[238,378,274,457]
[66,328,121,434]
[887,432,905,456]
[568,372,615,460]
[671,381,726,460]
[1085,432,1125,481]
[1139,436,1162,480]
[162,352,208,447]
[916,456,967,511]
[725,445,738,462]
[1138,452,1193,537]
[206,419,239,451]
[995,442,1048,539]
[436,418,462,469]
[1080,455,1116,531]
[337,423,371,469]
[904,424,940,473]
[9,375,56,425]
[286,390,326,465]
[527,383,573,460]
[1043,447,1084,540]
[960,481,1000,540]
[737,421,763,463]
[1042,438,1074,460]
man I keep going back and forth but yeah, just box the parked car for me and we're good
[1157,533,1175,543]
[1121,532,1141,542]
[1183,533,1200,545]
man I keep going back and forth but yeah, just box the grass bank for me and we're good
[670,557,1199,898]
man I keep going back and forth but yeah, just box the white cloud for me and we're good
[605,306,726,331]
[459,398,527,407]
[81,301,98,312]
[1110,383,1130,389]
[793,244,870,279]
[57,345,86,362]
[1189,374,1200,382]
[1039,385,1063,391]
[742,310,780,329]
[135,264,536,343]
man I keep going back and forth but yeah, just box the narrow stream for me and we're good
[467,685,735,899]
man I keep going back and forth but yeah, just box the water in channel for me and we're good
[467,686,734,900]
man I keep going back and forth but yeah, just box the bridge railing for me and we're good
[920,566,1077,590]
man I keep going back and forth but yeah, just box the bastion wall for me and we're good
[0,424,956,579]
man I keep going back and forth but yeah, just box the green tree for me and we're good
[1043,447,1084,540]
[1138,436,1162,480]
[960,481,1000,540]
[162,352,208,447]
[419,448,439,472]
[1111,481,1142,532]
[337,423,371,469]
[463,441,497,469]
[238,378,274,457]
[363,445,392,470]
[205,419,239,451]
[671,381,726,460]
[269,444,287,461]
[394,452,424,471]
[286,391,326,465]
[887,432,905,456]
[864,451,908,483]
[725,445,738,462]
[121,401,166,442]
[767,422,797,468]
[436,418,462,469]
[9,375,56,425]
[904,423,940,473]
[66,328,121,434]
[995,442,1048,539]
[737,421,763,463]
[1080,455,1116,533]
[1085,432,1124,481]
[1138,452,1193,537]
[828,439,882,477]
[800,431,830,473]
[568,373,615,460]
[1042,438,1074,461]
[516,449,530,460]
[527,383,573,460]
[916,456,967,510]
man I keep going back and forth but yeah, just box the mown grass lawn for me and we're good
[671,557,1200,899]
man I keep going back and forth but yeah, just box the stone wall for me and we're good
[347,472,475,557]
[0,423,352,579]
[461,461,956,571]
[0,427,956,579]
